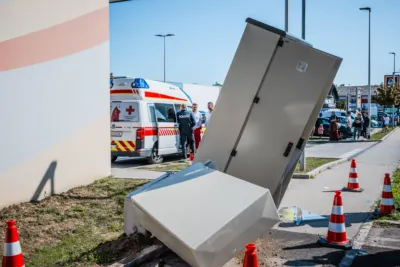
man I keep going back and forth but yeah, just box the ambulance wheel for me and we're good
[147,145,163,164]
[111,156,118,163]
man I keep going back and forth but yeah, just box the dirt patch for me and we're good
[0,177,155,267]
[138,161,189,172]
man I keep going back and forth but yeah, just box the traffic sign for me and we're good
[384,75,400,88]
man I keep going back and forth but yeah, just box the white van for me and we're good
[110,77,205,164]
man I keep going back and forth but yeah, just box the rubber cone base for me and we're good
[342,187,364,193]
[317,236,352,250]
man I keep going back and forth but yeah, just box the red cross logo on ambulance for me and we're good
[126,105,135,115]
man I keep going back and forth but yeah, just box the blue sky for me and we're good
[110,0,400,86]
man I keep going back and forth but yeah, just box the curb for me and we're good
[292,158,348,179]
[108,245,169,267]
[338,214,374,267]
[308,139,381,144]
[374,219,400,226]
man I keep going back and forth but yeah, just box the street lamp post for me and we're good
[285,0,289,32]
[155,34,175,83]
[302,0,306,40]
[360,7,371,137]
[390,52,396,126]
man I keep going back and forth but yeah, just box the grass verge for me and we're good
[0,177,156,267]
[370,127,396,140]
[295,157,338,173]
[374,168,400,221]
[138,161,189,172]
[140,158,338,174]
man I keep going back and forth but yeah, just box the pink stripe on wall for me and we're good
[0,7,109,71]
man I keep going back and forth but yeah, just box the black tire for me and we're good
[111,156,118,163]
[147,144,163,164]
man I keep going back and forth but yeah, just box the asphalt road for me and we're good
[305,142,376,159]
[112,142,376,177]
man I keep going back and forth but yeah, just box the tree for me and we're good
[373,83,400,106]
[336,100,346,110]
[213,82,223,86]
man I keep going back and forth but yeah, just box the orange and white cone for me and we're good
[379,173,395,215]
[342,159,363,192]
[318,191,352,250]
[2,220,25,267]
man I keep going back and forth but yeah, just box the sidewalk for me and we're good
[278,128,400,239]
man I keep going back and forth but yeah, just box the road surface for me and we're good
[305,142,376,159]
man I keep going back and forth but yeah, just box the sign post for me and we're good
[384,74,399,127]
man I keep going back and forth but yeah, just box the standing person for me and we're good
[191,103,202,150]
[353,113,363,140]
[383,114,390,132]
[318,124,324,138]
[346,112,352,138]
[205,102,214,127]
[362,112,370,138]
[329,111,338,141]
[176,103,196,159]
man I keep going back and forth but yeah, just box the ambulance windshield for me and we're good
[110,102,139,122]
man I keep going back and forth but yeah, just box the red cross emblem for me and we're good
[126,105,135,115]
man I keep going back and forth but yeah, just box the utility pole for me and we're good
[302,0,306,39]
[360,7,372,137]
[390,52,396,127]
[285,0,289,32]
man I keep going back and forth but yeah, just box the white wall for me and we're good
[0,0,110,208]
[182,84,221,111]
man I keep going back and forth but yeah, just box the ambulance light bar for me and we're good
[131,78,149,89]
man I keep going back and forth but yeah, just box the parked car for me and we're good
[313,117,352,139]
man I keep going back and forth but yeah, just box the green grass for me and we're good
[0,177,155,267]
[374,168,400,221]
[370,127,396,140]
[140,158,337,174]
[138,161,190,171]
[295,157,338,173]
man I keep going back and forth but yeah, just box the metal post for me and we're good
[155,34,174,83]
[393,53,396,127]
[301,0,306,39]
[300,150,306,171]
[367,10,371,134]
[285,0,289,32]
[163,36,166,83]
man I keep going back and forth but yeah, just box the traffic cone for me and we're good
[342,159,364,192]
[318,191,352,250]
[242,243,258,267]
[2,220,25,267]
[379,173,395,214]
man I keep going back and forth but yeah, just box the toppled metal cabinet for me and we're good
[124,162,280,267]
[195,18,342,207]
[123,17,342,267]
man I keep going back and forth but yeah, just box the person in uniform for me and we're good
[177,103,196,159]
[191,103,203,150]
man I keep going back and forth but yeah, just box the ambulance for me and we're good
[110,77,205,163]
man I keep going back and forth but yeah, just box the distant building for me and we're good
[322,84,339,109]
[337,84,380,104]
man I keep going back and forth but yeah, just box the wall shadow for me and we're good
[31,161,57,202]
